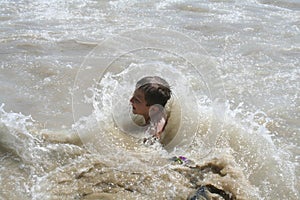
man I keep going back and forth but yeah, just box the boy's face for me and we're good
[130,89,150,117]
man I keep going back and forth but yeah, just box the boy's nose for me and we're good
[130,97,133,103]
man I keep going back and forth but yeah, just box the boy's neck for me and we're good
[143,115,150,124]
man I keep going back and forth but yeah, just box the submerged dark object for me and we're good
[188,185,234,200]
[170,156,234,200]
[188,186,209,200]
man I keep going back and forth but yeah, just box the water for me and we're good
[0,0,299,199]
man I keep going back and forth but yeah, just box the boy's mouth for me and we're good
[132,106,137,114]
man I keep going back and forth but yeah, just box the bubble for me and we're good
[72,28,226,155]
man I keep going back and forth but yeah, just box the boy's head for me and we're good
[130,76,171,120]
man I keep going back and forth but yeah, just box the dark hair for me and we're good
[136,76,171,107]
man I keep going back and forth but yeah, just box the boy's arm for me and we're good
[146,117,166,139]
[154,117,166,139]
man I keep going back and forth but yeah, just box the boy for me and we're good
[130,76,172,140]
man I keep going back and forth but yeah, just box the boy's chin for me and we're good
[132,110,143,116]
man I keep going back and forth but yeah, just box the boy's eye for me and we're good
[133,97,140,103]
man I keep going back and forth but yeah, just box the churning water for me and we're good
[0,0,299,199]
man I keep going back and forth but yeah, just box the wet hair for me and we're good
[136,76,171,107]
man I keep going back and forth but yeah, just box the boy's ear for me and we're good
[149,105,159,117]
[149,104,166,117]
[149,105,159,112]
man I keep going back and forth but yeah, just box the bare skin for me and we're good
[130,89,167,139]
